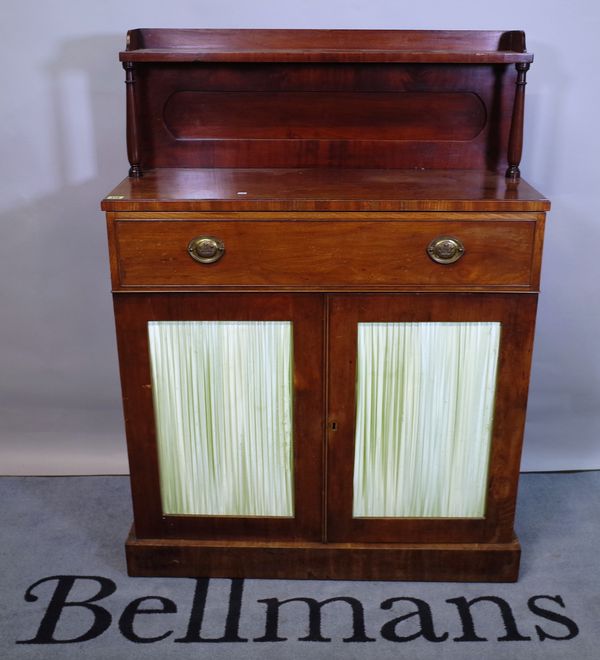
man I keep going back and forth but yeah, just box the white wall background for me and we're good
[1,0,599,474]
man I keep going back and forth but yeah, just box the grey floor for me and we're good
[1,472,599,659]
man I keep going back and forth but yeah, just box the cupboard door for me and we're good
[114,293,324,541]
[327,293,537,544]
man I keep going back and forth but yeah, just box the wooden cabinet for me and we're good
[103,29,549,581]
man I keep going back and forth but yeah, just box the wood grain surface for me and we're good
[102,169,550,212]
[122,28,532,63]
[111,216,539,290]
[126,529,521,581]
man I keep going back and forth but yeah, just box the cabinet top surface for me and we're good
[102,168,549,212]
[121,29,533,63]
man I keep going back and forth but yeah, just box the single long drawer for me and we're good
[112,217,539,289]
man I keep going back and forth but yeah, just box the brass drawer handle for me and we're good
[426,236,465,264]
[188,236,225,264]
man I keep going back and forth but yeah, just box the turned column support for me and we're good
[123,61,142,177]
[505,62,530,179]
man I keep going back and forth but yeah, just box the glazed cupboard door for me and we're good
[326,293,537,544]
[113,293,324,541]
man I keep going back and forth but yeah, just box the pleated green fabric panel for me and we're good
[148,321,294,517]
[353,322,500,518]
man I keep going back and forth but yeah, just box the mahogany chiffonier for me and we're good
[101,29,549,581]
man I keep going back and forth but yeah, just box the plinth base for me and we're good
[126,528,520,582]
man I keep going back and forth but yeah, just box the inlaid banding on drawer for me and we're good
[113,219,536,289]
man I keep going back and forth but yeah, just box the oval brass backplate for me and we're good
[187,236,225,264]
[426,236,465,264]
